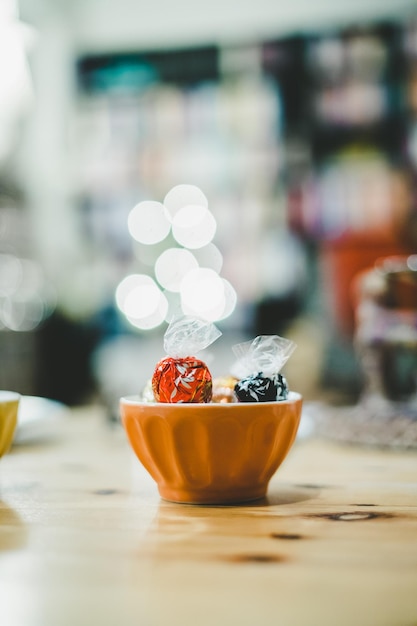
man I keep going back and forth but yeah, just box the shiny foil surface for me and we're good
[152,356,213,403]
[234,372,288,402]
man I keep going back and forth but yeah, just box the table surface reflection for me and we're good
[0,406,416,626]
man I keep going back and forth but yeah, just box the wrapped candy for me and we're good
[234,372,288,402]
[140,379,155,403]
[232,335,296,402]
[152,317,221,403]
[212,376,238,403]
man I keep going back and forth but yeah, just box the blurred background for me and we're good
[1,0,417,418]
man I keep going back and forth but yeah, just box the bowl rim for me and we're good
[0,391,21,402]
[120,390,302,407]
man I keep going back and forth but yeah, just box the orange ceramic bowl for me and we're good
[120,392,302,504]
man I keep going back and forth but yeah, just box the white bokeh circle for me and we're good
[126,291,168,330]
[216,279,237,320]
[192,243,223,273]
[116,274,168,329]
[172,205,217,249]
[128,200,171,245]
[155,248,198,292]
[180,267,225,319]
[163,184,208,218]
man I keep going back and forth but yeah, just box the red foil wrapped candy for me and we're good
[152,317,221,404]
[152,356,212,403]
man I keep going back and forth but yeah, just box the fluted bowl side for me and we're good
[120,392,302,504]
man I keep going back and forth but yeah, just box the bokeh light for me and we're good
[181,277,237,322]
[116,273,168,330]
[120,186,237,329]
[0,253,55,331]
[217,278,238,320]
[124,283,161,319]
[126,292,168,330]
[115,273,157,315]
[0,253,22,295]
[172,205,217,249]
[163,184,208,218]
[1,293,46,331]
[192,243,223,273]
[128,200,171,245]
[407,255,417,271]
[180,267,225,320]
[155,247,198,292]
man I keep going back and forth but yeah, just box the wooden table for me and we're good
[0,406,416,626]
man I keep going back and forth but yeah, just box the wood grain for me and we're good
[0,407,416,626]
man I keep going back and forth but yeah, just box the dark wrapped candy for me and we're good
[152,356,212,403]
[232,335,296,403]
[234,372,288,403]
